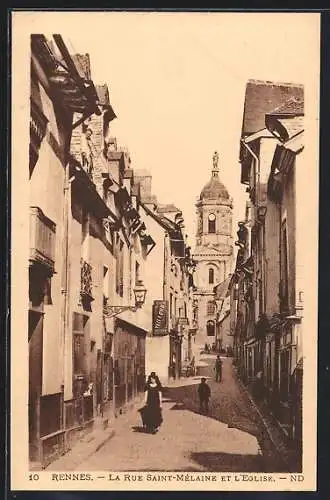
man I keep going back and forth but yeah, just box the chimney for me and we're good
[71,53,91,80]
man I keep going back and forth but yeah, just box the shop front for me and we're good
[113,317,146,413]
[169,328,183,380]
[278,318,302,441]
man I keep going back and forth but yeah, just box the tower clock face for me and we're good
[208,213,216,221]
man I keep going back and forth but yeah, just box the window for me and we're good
[103,266,109,306]
[115,237,124,297]
[208,213,216,233]
[206,320,215,336]
[170,293,173,318]
[209,267,214,284]
[280,348,291,402]
[72,313,89,396]
[207,300,216,316]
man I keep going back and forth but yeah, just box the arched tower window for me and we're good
[209,267,214,284]
[207,300,216,316]
[206,320,215,336]
[208,213,216,233]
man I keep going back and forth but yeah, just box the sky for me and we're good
[19,11,320,246]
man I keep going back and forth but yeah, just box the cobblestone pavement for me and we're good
[76,355,293,472]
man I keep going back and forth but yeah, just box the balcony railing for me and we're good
[80,259,93,300]
[30,207,56,272]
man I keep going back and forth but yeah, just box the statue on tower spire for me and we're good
[212,150,219,177]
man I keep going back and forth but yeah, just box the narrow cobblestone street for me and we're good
[75,354,288,472]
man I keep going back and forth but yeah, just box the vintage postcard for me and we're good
[10,10,320,492]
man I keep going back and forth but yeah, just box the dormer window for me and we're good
[208,213,216,233]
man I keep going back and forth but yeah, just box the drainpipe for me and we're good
[61,158,75,406]
[244,142,267,315]
[240,138,260,207]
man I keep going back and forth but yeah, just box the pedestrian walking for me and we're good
[215,354,223,382]
[139,372,163,434]
[198,377,211,413]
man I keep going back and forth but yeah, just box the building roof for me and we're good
[218,310,230,326]
[265,96,304,143]
[214,276,231,299]
[268,96,304,116]
[276,116,304,139]
[134,169,152,178]
[243,128,274,144]
[157,204,180,214]
[284,130,304,153]
[142,203,182,237]
[131,183,140,197]
[193,244,230,257]
[242,80,304,137]
[123,168,134,179]
[200,175,230,200]
[71,53,91,80]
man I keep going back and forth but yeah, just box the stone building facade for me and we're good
[231,79,305,450]
[28,35,157,468]
[28,35,102,467]
[27,34,195,469]
[135,176,195,383]
[193,152,233,348]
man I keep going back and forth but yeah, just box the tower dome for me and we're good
[200,177,229,200]
[200,151,229,200]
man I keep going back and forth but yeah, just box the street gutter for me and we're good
[235,371,300,471]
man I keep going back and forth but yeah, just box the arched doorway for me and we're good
[206,320,215,336]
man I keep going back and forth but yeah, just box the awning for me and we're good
[115,315,149,336]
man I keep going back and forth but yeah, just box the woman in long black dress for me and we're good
[140,372,163,434]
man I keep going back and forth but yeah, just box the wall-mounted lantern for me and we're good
[103,279,147,318]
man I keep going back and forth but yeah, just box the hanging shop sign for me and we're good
[152,300,169,336]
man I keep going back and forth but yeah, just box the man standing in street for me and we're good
[198,377,211,413]
[215,355,223,382]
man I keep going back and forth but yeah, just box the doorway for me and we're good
[28,309,44,461]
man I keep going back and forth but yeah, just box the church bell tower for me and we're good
[193,151,233,347]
